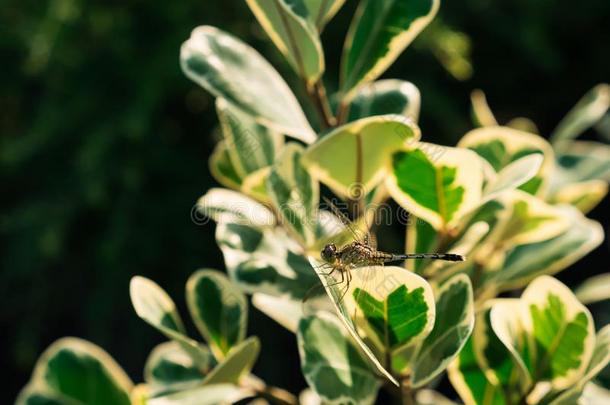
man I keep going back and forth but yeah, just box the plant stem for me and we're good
[336,98,351,125]
[307,80,336,129]
[400,375,416,405]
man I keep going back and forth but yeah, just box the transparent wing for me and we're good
[322,196,373,246]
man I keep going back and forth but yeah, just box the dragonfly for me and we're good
[312,197,465,304]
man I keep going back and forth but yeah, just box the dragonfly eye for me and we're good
[321,243,337,262]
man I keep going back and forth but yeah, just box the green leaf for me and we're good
[186,270,248,358]
[484,205,603,292]
[551,84,610,148]
[252,293,303,333]
[311,261,434,385]
[550,179,608,214]
[303,0,345,30]
[576,273,610,305]
[355,284,430,350]
[555,141,610,183]
[181,26,314,143]
[551,325,610,404]
[472,300,530,403]
[267,143,319,247]
[216,98,283,178]
[477,191,568,259]
[483,154,543,199]
[202,337,261,385]
[298,312,381,405]
[406,216,437,274]
[302,115,420,199]
[144,341,210,390]
[246,0,324,83]
[410,274,474,388]
[458,126,555,196]
[347,79,421,122]
[129,277,212,368]
[242,167,274,203]
[147,384,251,405]
[217,222,318,299]
[387,144,484,230]
[16,338,132,405]
[447,336,507,405]
[491,276,596,390]
[341,0,439,95]
[196,188,276,227]
[209,141,243,190]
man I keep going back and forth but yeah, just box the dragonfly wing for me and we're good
[321,196,372,245]
[307,257,399,386]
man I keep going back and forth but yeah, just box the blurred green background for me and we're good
[2,0,609,402]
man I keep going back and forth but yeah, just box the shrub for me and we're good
[17,1,610,404]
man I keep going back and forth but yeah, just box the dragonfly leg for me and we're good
[337,269,352,304]
[316,266,337,276]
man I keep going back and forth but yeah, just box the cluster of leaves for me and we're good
[17,1,610,404]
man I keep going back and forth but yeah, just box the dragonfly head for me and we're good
[321,243,337,263]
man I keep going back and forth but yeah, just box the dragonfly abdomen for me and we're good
[392,253,465,262]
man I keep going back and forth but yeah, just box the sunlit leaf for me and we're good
[550,179,608,214]
[216,98,282,178]
[551,84,610,148]
[147,384,252,405]
[311,260,435,386]
[303,0,346,30]
[550,325,610,404]
[196,188,276,227]
[144,342,210,390]
[297,312,380,405]
[479,190,568,254]
[181,26,315,142]
[576,273,610,305]
[130,277,212,368]
[218,222,317,299]
[186,270,248,358]
[341,0,439,95]
[491,276,595,390]
[202,337,260,385]
[347,80,421,123]
[472,301,530,403]
[246,0,324,83]
[267,143,319,247]
[406,216,437,274]
[458,126,555,196]
[16,338,133,405]
[387,143,485,230]
[241,167,273,203]
[483,205,603,292]
[555,141,610,183]
[483,154,543,200]
[209,141,243,190]
[410,274,474,388]
[447,337,506,405]
[303,115,420,199]
[252,293,303,333]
